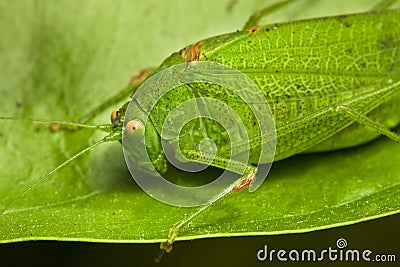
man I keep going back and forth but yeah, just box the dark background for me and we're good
[1,213,398,267]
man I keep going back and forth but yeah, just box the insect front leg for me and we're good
[50,68,155,131]
[158,170,257,260]
[78,68,155,124]
[157,149,258,258]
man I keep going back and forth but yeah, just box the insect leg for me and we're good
[157,172,256,262]
[157,149,258,258]
[79,68,154,123]
[53,68,155,131]
[182,149,257,177]
[334,104,400,142]
[242,0,301,30]
[371,0,399,11]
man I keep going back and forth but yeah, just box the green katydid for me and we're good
[0,0,399,261]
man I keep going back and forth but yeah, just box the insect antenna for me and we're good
[0,116,119,216]
[0,116,112,132]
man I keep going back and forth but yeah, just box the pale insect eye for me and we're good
[111,108,121,123]
[125,119,145,134]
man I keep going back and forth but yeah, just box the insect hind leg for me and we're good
[334,104,400,143]
[243,0,399,31]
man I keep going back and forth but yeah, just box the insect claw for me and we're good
[160,226,180,253]
[156,226,180,263]
[159,241,173,254]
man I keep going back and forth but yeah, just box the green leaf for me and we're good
[0,0,399,244]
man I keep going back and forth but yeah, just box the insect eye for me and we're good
[125,119,145,134]
[111,108,121,123]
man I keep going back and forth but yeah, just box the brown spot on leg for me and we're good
[129,68,152,85]
[49,123,80,132]
[233,172,256,192]
[49,123,62,132]
[181,41,202,62]
[248,25,261,33]
[179,48,187,58]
